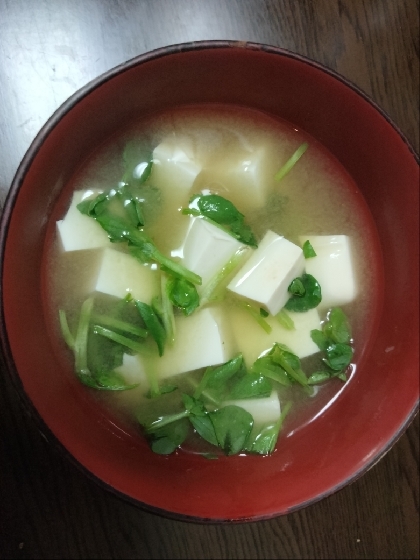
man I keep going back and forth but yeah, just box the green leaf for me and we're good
[228,373,272,400]
[209,405,254,455]
[323,307,352,344]
[288,278,306,297]
[251,358,294,387]
[229,220,257,247]
[284,273,322,312]
[135,301,166,356]
[133,160,153,185]
[148,419,189,455]
[151,295,164,320]
[146,384,177,398]
[182,394,207,416]
[77,370,138,391]
[181,207,200,217]
[122,140,153,187]
[259,308,269,318]
[275,142,308,181]
[167,276,199,316]
[246,401,292,455]
[196,194,244,224]
[130,185,161,226]
[116,184,145,228]
[87,323,125,374]
[189,414,218,447]
[77,191,111,218]
[269,344,308,386]
[302,240,317,258]
[200,453,219,460]
[188,194,257,247]
[323,343,353,371]
[76,199,93,216]
[95,212,132,243]
[193,354,244,398]
[77,372,100,388]
[310,329,330,351]
[307,371,332,385]
[93,370,139,390]
[160,384,178,394]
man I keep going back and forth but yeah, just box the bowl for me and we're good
[0,41,418,522]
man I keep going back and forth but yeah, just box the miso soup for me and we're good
[44,104,380,457]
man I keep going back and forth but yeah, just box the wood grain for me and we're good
[0,1,418,558]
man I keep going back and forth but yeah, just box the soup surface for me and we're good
[44,104,380,457]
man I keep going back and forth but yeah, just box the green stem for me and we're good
[152,247,202,285]
[278,401,292,425]
[59,309,75,350]
[200,247,250,307]
[161,273,176,344]
[237,300,272,334]
[257,367,293,387]
[275,143,308,181]
[276,355,307,386]
[93,325,147,353]
[187,378,220,406]
[146,410,190,432]
[276,309,295,331]
[74,297,94,376]
[91,314,147,338]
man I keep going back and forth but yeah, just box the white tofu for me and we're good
[201,146,278,210]
[129,307,235,380]
[228,230,305,315]
[223,390,281,426]
[114,354,149,387]
[227,304,321,367]
[181,218,244,290]
[299,235,357,308]
[56,190,110,251]
[152,138,202,199]
[93,248,159,303]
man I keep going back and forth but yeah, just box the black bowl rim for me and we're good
[0,39,419,524]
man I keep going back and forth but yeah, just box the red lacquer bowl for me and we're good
[0,42,418,522]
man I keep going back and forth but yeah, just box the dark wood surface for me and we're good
[0,1,418,558]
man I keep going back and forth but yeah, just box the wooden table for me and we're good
[0,1,418,558]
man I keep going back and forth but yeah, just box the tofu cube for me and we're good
[114,354,149,387]
[152,138,202,199]
[201,146,278,210]
[181,218,244,290]
[228,230,305,315]
[223,390,281,426]
[131,307,235,380]
[299,235,357,308]
[93,248,159,303]
[228,304,321,366]
[57,190,110,251]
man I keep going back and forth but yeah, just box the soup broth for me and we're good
[44,104,380,457]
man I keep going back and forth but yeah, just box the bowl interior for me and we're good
[1,43,418,521]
